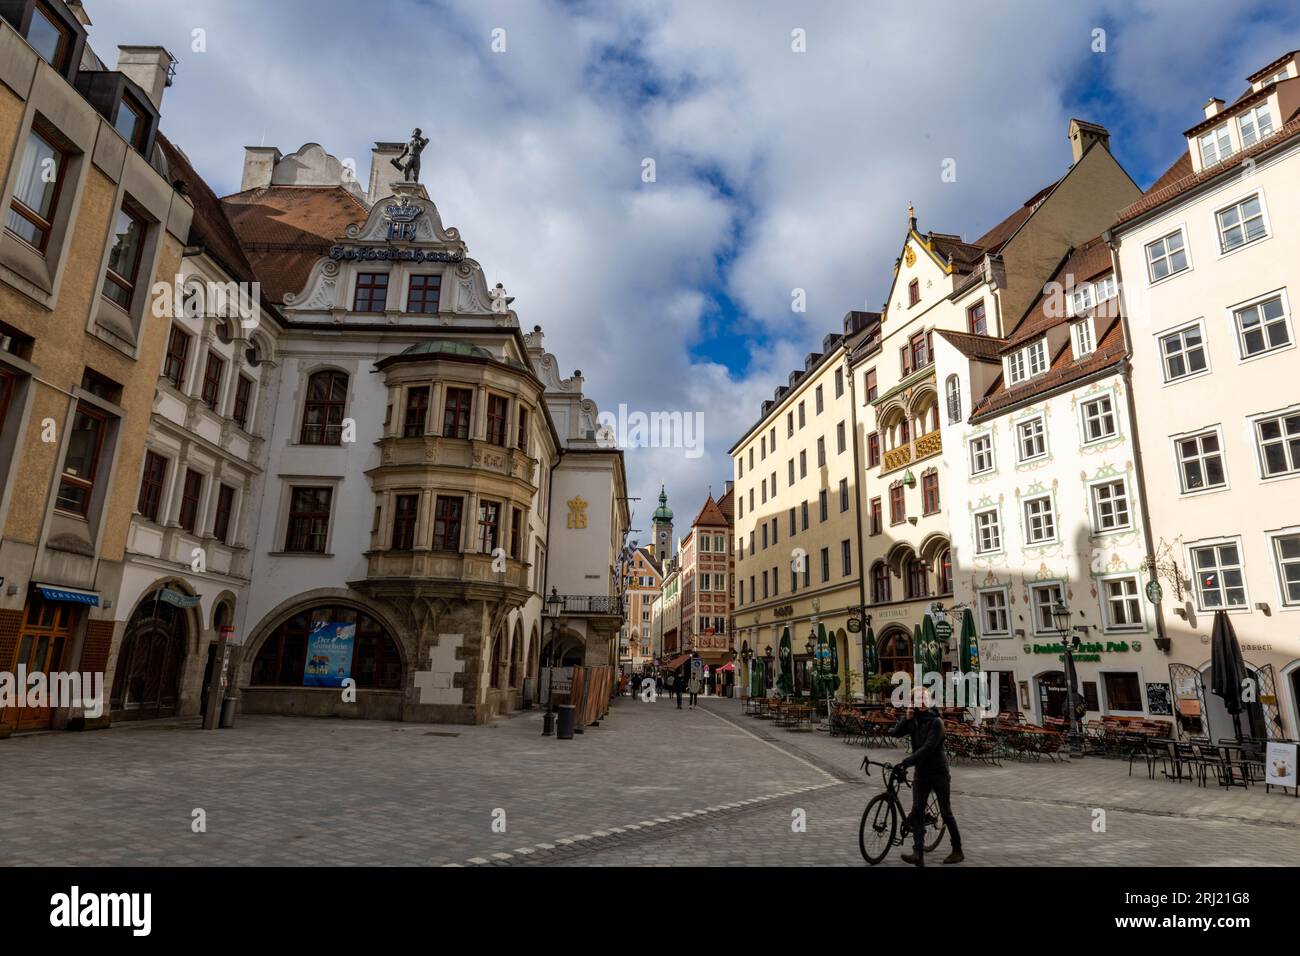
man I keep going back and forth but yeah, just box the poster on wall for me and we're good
[302,620,356,687]
[1265,741,1297,790]
[1145,682,1173,716]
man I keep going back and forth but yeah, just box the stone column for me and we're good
[474,384,488,440]
[463,492,480,552]
[428,382,442,437]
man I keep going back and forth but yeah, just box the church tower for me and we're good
[650,486,674,562]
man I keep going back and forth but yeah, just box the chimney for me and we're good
[1203,97,1225,119]
[240,146,281,192]
[115,46,176,111]
[1068,119,1110,164]
[368,142,406,205]
[65,0,92,26]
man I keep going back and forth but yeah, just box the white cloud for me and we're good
[81,0,1300,540]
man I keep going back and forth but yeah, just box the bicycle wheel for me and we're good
[858,793,896,865]
[923,791,946,852]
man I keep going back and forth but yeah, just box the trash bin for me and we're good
[219,696,238,729]
[556,704,576,739]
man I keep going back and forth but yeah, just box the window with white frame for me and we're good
[1145,229,1189,282]
[1271,532,1300,607]
[1006,350,1027,385]
[1190,540,1247,609]
[1023,495,1056,544]
[1080,394,1116,442]
[974,508,1001,553]
[1095,275,1118,303]
[1091,479,1131,531]
[978,588,1009,636]
[1027,339,1049,377]
[1017,417,1047,462]
[1238,103,1274,147]
[1175,429,1227,492]
[1103,576,1143,630]
[1071,318,1095,358]
[969,433,994,475]
[1233,294,1291,358]
[1216,194,1267,253]
[1030,583,1064,634]
[1255,408,1300,478]
[1198,123,1233,167]
[1068,283,1094,317]
[1159,323,1207,381]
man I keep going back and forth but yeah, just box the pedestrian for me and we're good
[889,685,964,866]
[688,671,702,709]
[670,672,682,709]
[656,673,664,697]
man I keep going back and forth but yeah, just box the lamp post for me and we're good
[739,641,752,702]
[542,587,563,737]
[763,645,774,694]
[1052,598,1082,754]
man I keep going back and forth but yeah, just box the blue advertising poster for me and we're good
[303,621,356,687]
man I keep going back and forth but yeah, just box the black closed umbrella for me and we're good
[1209,609,1247,742]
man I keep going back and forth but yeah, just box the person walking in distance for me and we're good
[688,669,702,709]
[668,672,680,709]
[889,685,964,866]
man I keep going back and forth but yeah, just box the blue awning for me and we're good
[37,586,100,606]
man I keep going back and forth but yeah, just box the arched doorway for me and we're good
[509,621,523,688]
[541,629,584,667]
[1199,661,1270,740]
[111,590,192,720]
[877,627,913,678]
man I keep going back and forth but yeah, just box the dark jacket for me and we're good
[890,707,949,780]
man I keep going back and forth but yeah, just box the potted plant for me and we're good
[866,673,894,703]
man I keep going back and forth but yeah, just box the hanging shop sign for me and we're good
[1025,639,1133,663]
[157,587,201,609]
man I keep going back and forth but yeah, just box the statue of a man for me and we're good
[391,128,430,183]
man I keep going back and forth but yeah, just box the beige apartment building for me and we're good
[731,311,878,693]
[677,484,733,670]
[851,121,1141,681]
[0,3,193,734]
[1109,50,1300,739]
[618,542,662,672]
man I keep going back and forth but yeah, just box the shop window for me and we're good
[1103,672,1143,713]
[251,605,402,689]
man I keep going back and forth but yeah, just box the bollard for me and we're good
[556,704,576,739]
[219,696,237,729]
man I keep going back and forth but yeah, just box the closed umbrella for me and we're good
[1063,644,1082,723]
[913,622,924,685]
[821,622,840,695]
[959,608,979,676]
[777,627,795,697]
[1209,609,1247,741]
[862,622,879,679]
[920,614,942,678]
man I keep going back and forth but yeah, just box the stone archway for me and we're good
[111,584,198,720]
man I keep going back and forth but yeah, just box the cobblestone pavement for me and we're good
[2,693,1297,866]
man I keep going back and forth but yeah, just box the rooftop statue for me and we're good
[391,128,430,183]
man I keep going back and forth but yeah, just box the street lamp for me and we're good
[542,587,563,736]
[1051,598,1082,754]
[739,641,752,702]
[763,645,774,694]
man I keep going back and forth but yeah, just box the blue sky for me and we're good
[82,0,1300,541]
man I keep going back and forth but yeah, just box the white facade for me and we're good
[1112,56,1300,738]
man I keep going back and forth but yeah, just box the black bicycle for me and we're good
[858,757,945,865]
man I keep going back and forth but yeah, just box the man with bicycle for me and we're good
[890,684,964,866]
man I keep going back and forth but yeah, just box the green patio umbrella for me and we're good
[862,623,879,678]
[913,622,925,685]
[920,615,943,684]
[959,608,979,676]
[820,622,840,697]
[777,627,795,696]
[750,657,766,698]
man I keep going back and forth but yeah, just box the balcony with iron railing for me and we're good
[365,549,530,590]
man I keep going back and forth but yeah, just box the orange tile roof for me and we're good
[692,494,729,528]
[222,185,369,302]
[1004,237,1114,345]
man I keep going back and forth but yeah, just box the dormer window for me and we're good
[1198,123,1233,167]
[1095,275,1118,303]
[114,95,148,152]
[1026,339,1048,376]
[1071,317,1095,358]
[27,2,72,72]
[1006,350,1026,385]
[1068,283,1094,317]
[1238,104,1274,147]
[1262,68,1290,87]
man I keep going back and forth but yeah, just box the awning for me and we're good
[664,653,692,670]
[717,662,735,672]
[35,585,99,606]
